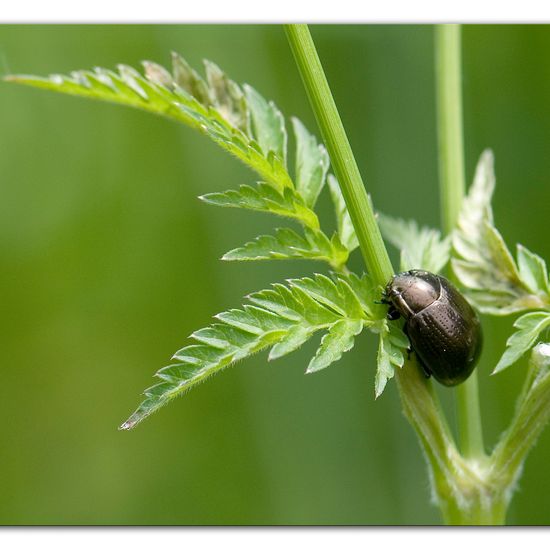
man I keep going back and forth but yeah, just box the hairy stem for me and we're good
[435,24,486,461]
[490,345,550,499]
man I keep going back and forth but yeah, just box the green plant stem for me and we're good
[284,24,393,288]
[435,24,485,461]
[435,24,466,236]
[285,23,464,524]
[286,23,516,526]
[397,357,507,525]
[457,373,485,459]
[491,346,550,492]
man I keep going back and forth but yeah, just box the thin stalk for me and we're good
[457,373,485,459]
[285,23,465,523]
[435,24,485,460]
[284,24,393,288]
[435,24,466,236]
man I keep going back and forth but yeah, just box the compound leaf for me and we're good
[222,227,349,271]
[375,321,408,398]
[200,183,320,230]
[307,319,364,373]
[494,312,550,373]
[292,117,329,208]
[517,244,550,297]
[377,213,450,274]
[7,55,293,192]
[121,274,373,429]
[244,84,287,163]
[327,175,359,253]
[452,150,549,315]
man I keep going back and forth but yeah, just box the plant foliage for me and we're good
[377,213,451,274]
[121,274,390,429]
[7,53,414,427]
[377,148,550,378]
[452,150,550,316]
[10,53,550,429]
[493,312,550,374]
[450,150,550,373]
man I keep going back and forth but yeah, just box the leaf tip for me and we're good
[491,359,509,375]
[305,362,323,374]
[118,419,136,431]
[374,379,387,399]
[221,251,237,261]
[491,365,504,376]
[481,147,494,161]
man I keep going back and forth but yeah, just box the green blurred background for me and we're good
[0,24,549,525]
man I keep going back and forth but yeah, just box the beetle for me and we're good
[383,269,482,386]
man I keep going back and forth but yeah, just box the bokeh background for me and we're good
[0,24,549,525]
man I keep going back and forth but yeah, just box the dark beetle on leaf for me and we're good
[383,270,482,386]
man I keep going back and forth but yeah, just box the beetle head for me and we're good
[385,270,441,320]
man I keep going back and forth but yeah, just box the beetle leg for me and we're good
[386,305,401,321]
[416,357,432,379]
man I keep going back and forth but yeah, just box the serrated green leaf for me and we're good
[343,272,381,321]
[452,150,549,315]
[493,312,550,373]
[377,213,450,274]
[244,84,287,164]
[307,319,364,373]
[118,64,149,99]
[375,322,408,398]
[8,70,185,118]
[121,274,373,429]
[222,227,349,271]
[292,117,329,208]
[290,274,364,319]
[269,325,314,360]
[327,175,359,253]
[517,244,550,296]
[204,60,248,133]
[248,284,318,322]
[388,326,410,350]
[142,60,174,88]
[170,52,212,105]
[7,56,294,192]
[200,183,319,230]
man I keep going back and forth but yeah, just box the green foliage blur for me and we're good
[1,24,550,525]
